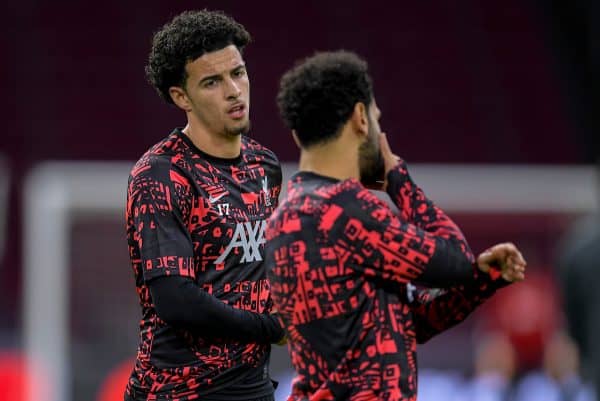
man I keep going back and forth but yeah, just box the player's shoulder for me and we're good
[328,179,390,215]
[283,174,369,206]
[241,135,280,165]
[130,130,191,180]
[268,179,378,234]
[130,153,169,178]
[327,179,374,201]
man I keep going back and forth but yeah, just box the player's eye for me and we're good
[203,79,217,88]
[233,68,246,78]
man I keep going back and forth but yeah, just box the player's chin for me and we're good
[226,120,250,136]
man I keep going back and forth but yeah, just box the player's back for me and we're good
[266,171,418,401]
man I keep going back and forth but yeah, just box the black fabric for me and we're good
[126,363,258,401]
[149,275,284,343]
[125,366,276,401]
[295,311,364,371]
[201,362,274,401]
[417,237,475,287]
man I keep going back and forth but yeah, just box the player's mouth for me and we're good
[227,103,246,120]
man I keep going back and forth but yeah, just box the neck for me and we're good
[182,119,241,159]
[298,133,360,181]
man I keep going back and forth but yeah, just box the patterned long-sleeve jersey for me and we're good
[264,162,508,401]
[125,129,282,400]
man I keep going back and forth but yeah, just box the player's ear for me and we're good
[169,86,193,112]
[350,102,369,138]
[291,130,301,148]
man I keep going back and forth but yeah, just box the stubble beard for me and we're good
[359,124,385,185]
[224,119,251,137]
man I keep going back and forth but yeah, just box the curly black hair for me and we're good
[146,10,251,104]
[277,51,373,148]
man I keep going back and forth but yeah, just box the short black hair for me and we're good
[146,10,251,104]
[277,51,373,148]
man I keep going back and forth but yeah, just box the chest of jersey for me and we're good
[183,159,280,277]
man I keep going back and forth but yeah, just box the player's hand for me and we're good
[477,242,527,282]
[375,133,401,191]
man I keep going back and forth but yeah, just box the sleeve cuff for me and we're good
[473,264,512,290]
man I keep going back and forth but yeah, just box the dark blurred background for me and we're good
[0,1,598,400]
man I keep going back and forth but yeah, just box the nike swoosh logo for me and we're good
[208,193,226,204]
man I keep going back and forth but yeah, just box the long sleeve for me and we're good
[128,157,196,282]
[385,160,471,244]
[384,160,477,286]
[410,269,509,344]
[150,276,284,343]
[387,160,475,278]
[323,180,475,288]
[383,160,511,342]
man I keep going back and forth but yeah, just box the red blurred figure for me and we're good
[480,270,560,370]
[0,350,50,401]
[96,359,133,401]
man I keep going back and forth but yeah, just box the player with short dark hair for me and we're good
[267,50,527,401]
[277,51,374,148]
[125,10,284,401]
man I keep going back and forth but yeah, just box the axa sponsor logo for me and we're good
[214,220,267,265]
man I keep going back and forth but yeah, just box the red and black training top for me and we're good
[125,128,283,400]
[265,161,508,401]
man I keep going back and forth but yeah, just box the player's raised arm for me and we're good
[326,184,475,287]
[379,133,469,242]
[411,242,527,343]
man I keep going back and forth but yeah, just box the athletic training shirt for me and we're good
[125,128,282,400]
[265,161,508,401]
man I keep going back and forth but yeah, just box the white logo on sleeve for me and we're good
[406,283,416,303]
[214,220,267,265]
[262,177,272,206]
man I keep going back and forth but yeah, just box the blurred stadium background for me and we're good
[1,1,598,400]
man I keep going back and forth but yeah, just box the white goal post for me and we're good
[0,155,9,263]
[22,161,598,401]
